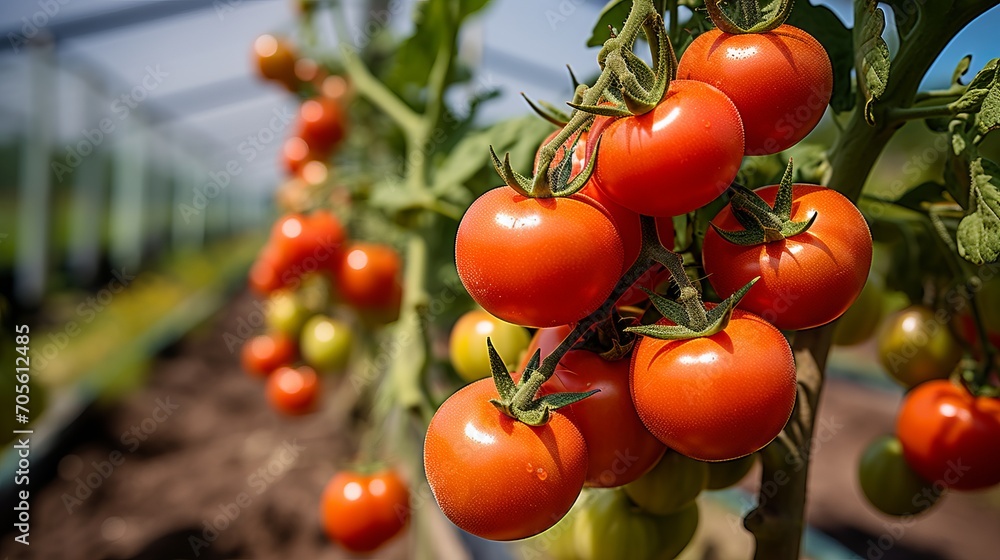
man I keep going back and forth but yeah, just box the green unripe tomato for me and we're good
[573,489,698,560]
[300,315,352,372]
[705,454,757,490]
[877,306,961,387]
[859,435,940,516]
[448,310,530,382]
[624,449,707,515]
[833,275,885,346]
[520,492,582,560]
[266,291,312,336]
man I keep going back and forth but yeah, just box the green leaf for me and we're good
[856,2,891,125]
[786,1,854,113]
[957,159,1000,265]
[952,55,973,86]
[951,58,999,116]
[977,79,1000,136]
[587,0,631,48]
[645,289,689,325]
[432,116,552,197]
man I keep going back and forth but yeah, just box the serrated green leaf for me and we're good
[957,159,1000,264]
[856,3,890,125]
[587,0,631,48]
[645,289,689,325]
[786,1,854,113]
[977,82,1000,136]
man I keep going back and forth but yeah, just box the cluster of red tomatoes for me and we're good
[247,32,411,554]
[424,21,879,554]
[852,287,1000,517]
[253,33,352,203]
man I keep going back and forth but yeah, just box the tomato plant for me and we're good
[896,380,1000,491]
[448,310,530,382]
[858,435,939,516]
[320,469,410,552]
[423,378,587,540]
[455,186,623,327]
[631,307,797,461]
[677,25,832,155]
[877,306,963,387]
[266,365,321,415]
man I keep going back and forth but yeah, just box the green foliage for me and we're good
[957,159,1000,264]
[856,3,891,125]
[588,0,632,48]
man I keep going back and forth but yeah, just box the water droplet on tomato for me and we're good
[526,462,534,473]
[536,468,548,481]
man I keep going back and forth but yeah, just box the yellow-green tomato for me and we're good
[266,290,312,336]
[877,306,961,387]
[833,275,885,346]
[858,435,939,516]
[300,315,352,372]
[448,310,530,382]
[624,449,707,515]
[573,489,698,560]
[520,492,583,560]
[705,454,757,490]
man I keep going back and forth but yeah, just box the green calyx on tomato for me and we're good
[484,340,598,427]
[625,277,759,341]
[702,0,794,34]
[489,0,674,199]
[711,159,817,245]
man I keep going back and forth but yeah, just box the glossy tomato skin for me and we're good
[521,326,666,488]
[589,80,744,217]
[703,184,872,331]
[631,307,797,461]
[335,243,403,319]
[878,306,962,387]
[423,379,588,541]
[858,436,939,516]
[677,25,832,155]
[303,210,347,262]
[266,366,320,415]
[896,380,1000,491]
[298,97,347,154]
[320,470,410,552]
[449,310,530,382]
[241,333,297,377]
[455,187,623,328]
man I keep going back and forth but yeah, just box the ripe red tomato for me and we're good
[266,365,320,415]
[320,469,410,552]
[270,213,314,265]
[588,80,744,217]
[630,307,797,461]
[302,210,346,264]
[521,326,666,488]
[896,380,1000,491]
[282,136,323,176]
[241,333,297,377]
[423,378,588,541]
[335,243,402,319]
[253,34,298,90]
[677,25,832,155]
[703,184,872,331]
[297,97,347,154]
[248,247,288,295]
[456,187,624,327]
